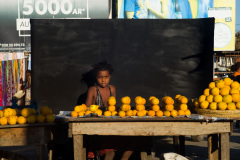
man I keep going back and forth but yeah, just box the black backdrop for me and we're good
[31,19,214,113]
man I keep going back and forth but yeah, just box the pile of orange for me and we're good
[104,96,117,116]
[0,106,54,125]
[147,96,163,117]
[117,96,132,117]
[71,104,89,117]
[195,77,240,110]
[175,95,191,116]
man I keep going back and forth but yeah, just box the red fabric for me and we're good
[99,149,116,156]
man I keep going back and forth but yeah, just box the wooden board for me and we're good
[70,122,231,136]
[0,125,52,146]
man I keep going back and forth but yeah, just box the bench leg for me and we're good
[73,134,86,160]
[208,134,218,160]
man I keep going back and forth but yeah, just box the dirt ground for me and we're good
[0,121,240,160]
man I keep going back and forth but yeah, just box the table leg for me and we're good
[220,133,230,160]
[208,134,218,160]
[140,152,148,160]
[173,136,179,153]
[179,136,185,156]
[35,144,46,160]
[73,134,86,160]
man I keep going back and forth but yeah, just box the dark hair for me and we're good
[231,62,240,72]
[92,61,114,76]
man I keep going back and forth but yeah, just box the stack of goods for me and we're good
[161,96,178,117]
[104,96,117,116]
[148,96,163,117]
[134,96,147,117]
[195,78,240,118]
[175,95,191,116]
[118,96,131,117]
[0,106,54,125]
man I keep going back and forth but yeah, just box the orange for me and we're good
[165,104,174,111]
[179,104,188,111]
[147,110,155,117]
[231,81,240,89]
[71,111,78,117]
[208,82,216,89]
[163,96,174,105]
[209,102,217,110]
[141,98,146,105]
[156,110,163,117]
[108,106,116,112]
[163,111,171,117]
[224,77,232,86]
[0,110,3,118]
[108,96,116,106]
[220,87,230,96]
[230,88,239,95]
[21,108,31,118]
[206,95,214,103]
[0,117,8,125]
[200,101,209,109]
[227,103,236,110]
[236,102,240,109]
[46,114,55,123]
[36,114,45,123]
[118,111,126,117]
[8,116,17,125]
[78,111,85,116]
[198,95,206,103]
[3,108,14,118]
[17,116,27,124]
[89,105,99,112]
[151,97,160,105]
[210,87,220,95]
[27,115,37,123]
[171,110,178,117]
[136,104,145,111]
[184,109,191,115]
[149,96,156,102]
[179,96,188,104]
[104,111,111,116]
[152,105,160,111]
[11,109,17,116]
[137,110,145,117]
[215,80,225,88]
[74,105,82,112]
[203,88,210,96]
[175,94,181,100]
[132,110,138,116]
[135,96,143,105]
[95,109,102,116]
[232,93,240,102]
[121,104,131,111]
[81,104,88,111]
[213,95,222,103]
[178,110,185,116]
[217,102,227,110]
[111,111,118,116]
[85,110,92,115]
[194,101,199,108]
[126,110,133,116]
[121,96,131,104]
[40,106,50,115]
[222,95,232,103]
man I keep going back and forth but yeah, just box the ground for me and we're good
[0,121,240,160]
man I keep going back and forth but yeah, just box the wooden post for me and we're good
[173,136,179,153]
[35,145,46,160]
[73,134,86,160]
[220,133,230,160]
[208,134,218,160]
[179,136,185,156]
[140,152,148,160]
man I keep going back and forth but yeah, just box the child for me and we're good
[85,61,133,160]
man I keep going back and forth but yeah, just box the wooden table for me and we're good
[68,117,233,160]
[0,123,54,160]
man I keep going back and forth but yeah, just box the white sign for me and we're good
[16,18,30,30]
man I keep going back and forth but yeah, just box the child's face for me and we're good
[96,70,111,88]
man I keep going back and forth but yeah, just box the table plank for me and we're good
[71,122,231,136]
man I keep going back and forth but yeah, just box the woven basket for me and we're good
[195,108,240,118]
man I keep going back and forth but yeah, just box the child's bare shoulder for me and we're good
[88,86,96,93]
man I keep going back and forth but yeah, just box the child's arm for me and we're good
[85,87,95,107]
[110,85,116,97]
